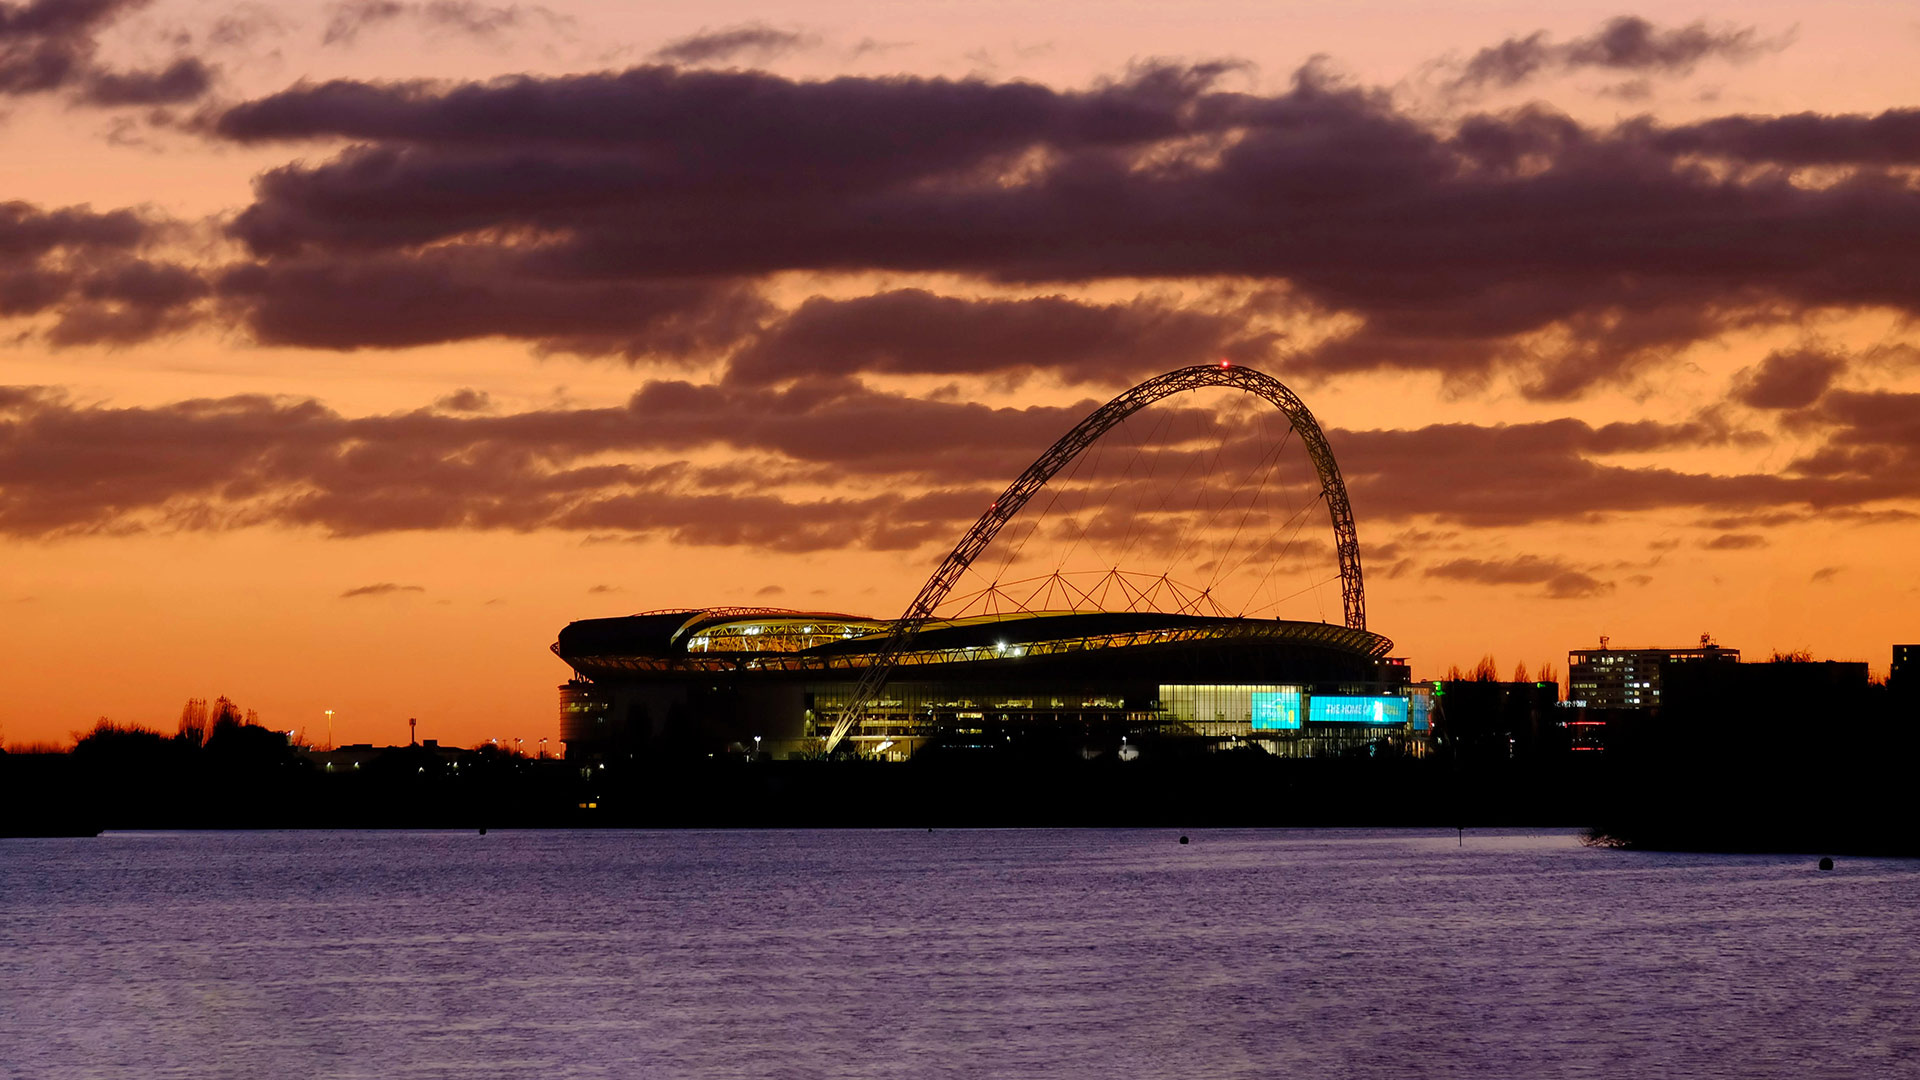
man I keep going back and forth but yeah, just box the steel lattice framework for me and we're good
[822,363,1367,753]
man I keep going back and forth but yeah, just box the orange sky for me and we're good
[3,1,1918,749]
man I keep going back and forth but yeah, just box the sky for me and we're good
[2,0,1918,749]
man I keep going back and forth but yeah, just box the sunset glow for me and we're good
[4,0,1917,749]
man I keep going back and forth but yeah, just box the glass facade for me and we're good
[1309,695,1409,725]
[1251,689,1304,730]
[1160,684,1304,736]
[1155,683,1430,759]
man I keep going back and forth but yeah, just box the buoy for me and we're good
[1819,856,1833,871]
[1179,835,1189,845]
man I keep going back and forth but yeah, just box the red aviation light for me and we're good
[1220,358,1231,368]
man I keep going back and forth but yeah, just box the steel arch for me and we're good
[823,363,1366,753]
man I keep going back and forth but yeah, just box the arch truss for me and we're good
[823,363,1367,753]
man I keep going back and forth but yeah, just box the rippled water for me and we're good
[3,829,1916,1079]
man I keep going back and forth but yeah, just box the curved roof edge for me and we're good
[556,608,1394,676]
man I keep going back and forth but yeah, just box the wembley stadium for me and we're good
[551,365,1430,761]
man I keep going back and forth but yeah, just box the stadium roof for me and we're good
[554,607,1393,679]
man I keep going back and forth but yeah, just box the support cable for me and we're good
[822,364,1367,754]
[1202,421,1294,601]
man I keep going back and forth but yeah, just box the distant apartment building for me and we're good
[1565,640,1740,709]
[1894,644,1918,704]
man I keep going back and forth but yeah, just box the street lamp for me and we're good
[324,709,334,751]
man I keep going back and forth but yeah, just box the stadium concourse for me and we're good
[552,365,1431,762]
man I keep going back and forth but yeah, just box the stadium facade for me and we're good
[552,364,1428,762]
[553,607,1425,760]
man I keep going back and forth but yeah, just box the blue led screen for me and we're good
[1410,692,1431,732]
[1250,689,1302,730]
[1309,695,1410,726]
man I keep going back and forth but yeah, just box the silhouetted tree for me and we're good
[208,695,243,736]
[72,719,173,762]
[193,695,300,770]
[177,698,209,746]
[1470,655,1499,682]
[1512,661,1530,682]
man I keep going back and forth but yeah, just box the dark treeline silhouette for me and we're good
[5,663,1915,845]
[65,697,302,774]
[5,715,1604,834]
[2,700,587,834]
[1591,656,1917,854]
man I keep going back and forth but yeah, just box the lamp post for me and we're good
[324,709,335,751]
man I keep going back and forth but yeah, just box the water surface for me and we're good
[3,829,1915,1078]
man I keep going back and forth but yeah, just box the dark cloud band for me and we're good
[0,382,1910,546]
[198,56,1920,396]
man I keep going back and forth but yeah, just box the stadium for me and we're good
[552,365,1428,761]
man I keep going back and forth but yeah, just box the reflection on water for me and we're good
[3,829,1917,1078]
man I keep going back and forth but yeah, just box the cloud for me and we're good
[1810,566,1841,583]
[1700,533,1766,550]
[1450,15,1778,92]
[727,289,1275,387]
[1650,108,1920,166]
[190,58,1920,396]
[0,199,149,254]
[0,201,206,346]
[1697,510,1805,529]
[0,381,1085,542]
[207,6,291,49]
[586,583,619,593]
[651,23,811,65]
[1327,415,1892,527]
[75,57,213,105]
[217,246,766,357]
[322,1,562,46]
[321,0,401,44]
[0,0,215,106]
[49,258,210,345]
[339,582,425,597]
[1733,347,1846,409]
[1786,391,1920,479]
[2,381,1910,551]
[435,387,491,412]
[1424,554,1613,599]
